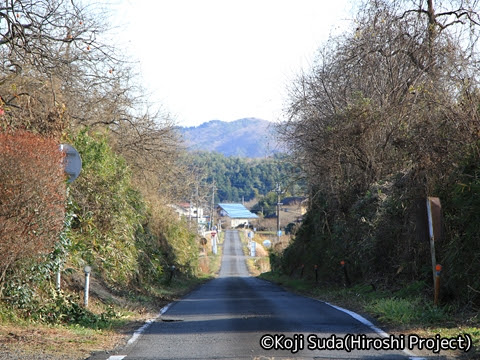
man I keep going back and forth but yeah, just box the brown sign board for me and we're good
[427,197,443,242]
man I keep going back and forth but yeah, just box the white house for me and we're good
[170,202,205,223]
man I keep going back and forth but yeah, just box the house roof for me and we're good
[218,203,258,219]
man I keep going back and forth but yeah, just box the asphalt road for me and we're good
[95,230,429,360]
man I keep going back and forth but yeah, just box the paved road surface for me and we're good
[94,230,432,359]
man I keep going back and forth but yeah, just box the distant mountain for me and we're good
[179,118,283,158]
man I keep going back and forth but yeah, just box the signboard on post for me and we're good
[427,197,442,242]
[59,144,82,183]
[427,197,443,289]
[56,144,82,291]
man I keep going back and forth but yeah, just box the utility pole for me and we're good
[210,181,216,231]
[189,199,192,223]
[276,183,283,244]
[195,183,199,224]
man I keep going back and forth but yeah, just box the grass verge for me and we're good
[238,230,270,276]
[259,271,480,359]
[0,253,222,360]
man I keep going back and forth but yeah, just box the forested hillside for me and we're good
[185,151,304,203]
[180,118,282,158]
[275,0,480,308]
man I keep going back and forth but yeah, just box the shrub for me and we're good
[0,129,66,291]
[68,130,143,287]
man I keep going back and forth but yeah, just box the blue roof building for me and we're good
[218,203,258,228]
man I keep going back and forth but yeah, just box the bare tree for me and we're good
[0,0,185,202]
[0,0,123,135]
[279,0,480,204]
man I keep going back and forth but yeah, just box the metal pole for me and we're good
[84,266,91,307]
[276,184,282,243]
[56,269,61,291]
[211,181,215,231]
[189,200,192,223]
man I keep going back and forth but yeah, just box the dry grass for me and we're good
[238,230,271,276]
[0,322,134,359]
[0,261,215,359]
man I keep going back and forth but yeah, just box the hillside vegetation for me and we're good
[0,0,201,334]
[275,0,480,310]
[180,118,282,158]
[185,151,305,203]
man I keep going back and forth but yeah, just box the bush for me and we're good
[32,290,117,328]
[68,130,144,287]
[67,130,199,287]
[0,129,66,290]
[146,199,199,277]
[438,146,480,305]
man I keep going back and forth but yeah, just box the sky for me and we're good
[103,0,352,127]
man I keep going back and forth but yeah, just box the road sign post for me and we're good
[211,232,217,255]
[250,241,256,257]
[57,144,82,292]
[59,144,82,183]
[426,197,442,289]
[275,184,282,244]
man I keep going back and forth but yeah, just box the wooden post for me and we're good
[340,260,351,287]
[426,198,440,287]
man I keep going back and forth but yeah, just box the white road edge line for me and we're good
[324,301,425,359]
[105,305,172,360]
[112,294,425,359]
[125,302,173,346]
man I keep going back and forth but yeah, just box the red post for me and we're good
[340,260,351,287]
[434,264,442,306]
